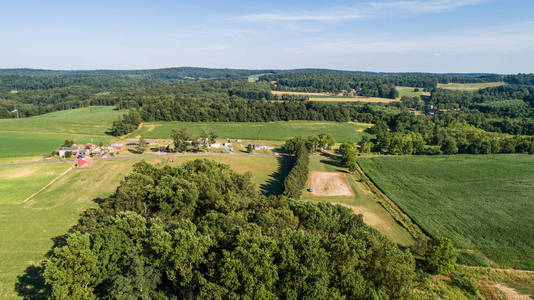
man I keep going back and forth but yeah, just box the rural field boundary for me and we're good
[22,166,73,207]
[354,161,427,242]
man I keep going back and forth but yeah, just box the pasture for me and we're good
[437,82,506,90]
[129,121,371,142]
[358,154,534,270]
[301,156,414,247]
[0,155,281,299]
[0,107,121,159]
[395,86,431,98]
[309,96,399,103]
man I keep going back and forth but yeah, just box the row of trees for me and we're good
[282,143,310,199]
[109,109,142,136]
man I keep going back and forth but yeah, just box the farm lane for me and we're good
[0,153,382,167]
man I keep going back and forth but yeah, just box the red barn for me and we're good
[76,157,93,167]
[111,143,125,151]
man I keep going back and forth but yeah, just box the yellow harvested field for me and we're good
[271,90,330,96]
[310,97,399,103]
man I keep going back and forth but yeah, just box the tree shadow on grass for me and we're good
[15,265,49,300]
[260,155,294,196]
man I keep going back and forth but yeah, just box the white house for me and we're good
[210,143,221,148]
[253,144,268,150]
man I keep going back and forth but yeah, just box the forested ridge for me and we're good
[2,68,534,155]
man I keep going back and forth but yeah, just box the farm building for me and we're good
[111,143,124,151]
[127,141,139,146]
[59,147,79,158]
[78,149,88,158]
[210,143,221,148]
[253,144,268,150]
[76,157,93,167]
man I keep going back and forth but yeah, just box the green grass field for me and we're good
[0,155,281,299]
[358,154,534,270]
[437,82,506,90]
[129,121,371,142]
[0,107,122,158]
[396,86,430,98]
[301,156,414,247]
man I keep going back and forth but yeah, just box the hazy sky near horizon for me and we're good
[1,0,533,73]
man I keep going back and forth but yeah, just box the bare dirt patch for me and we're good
[309,171,353,196]
[478,280,532,300]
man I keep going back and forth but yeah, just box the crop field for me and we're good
[309,96,399,103]
[270,90,330,96]
[0,107,121,159]
[396,86,431,97]
[437,82,506,90]
[0,155,281,298]
[358,154,534,270]
[301,156,414,247]
[129,121,371,142]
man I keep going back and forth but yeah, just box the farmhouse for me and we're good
[210,143,221,148]
[58,147,79,158]
[253,143,268,150]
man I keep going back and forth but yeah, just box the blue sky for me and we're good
[1,0,533,73]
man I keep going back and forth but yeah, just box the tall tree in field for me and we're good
[137,136,146,153]
[171,128,190,153]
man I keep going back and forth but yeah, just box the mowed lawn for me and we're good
[358,154,534,270]
[0,155,280,299]
[301,156,414,247]
[129,121,371,142]
[0,107,121,158]
[437,82,506,90]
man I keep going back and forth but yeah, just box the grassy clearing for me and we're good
[0,107,121,158]
[437,82,506,90]
[358,154,534,270]
[309,96,399,103]
[270,90,329,96]
[0,132,112,158]
[0,155,280,299]
[128,121,371,142]
[301,156,414,247]
[0,106,122,135]
[396,86,430,98]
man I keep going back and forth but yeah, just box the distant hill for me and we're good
[0,67,502,82]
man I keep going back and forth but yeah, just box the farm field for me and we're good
[271,90,399,102]
[301,156,414,247]
[0,107,122,159]
[437,82,506,90]
[309,96,399,103]
[0,155,281,299]
[358,154,534,270]
[128,121,371,142]
[270,90,330,96]
[395,86,431,97]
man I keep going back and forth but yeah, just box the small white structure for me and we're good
[253,144,268,150]
[210,143,221,149]
[223,142,232,147]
